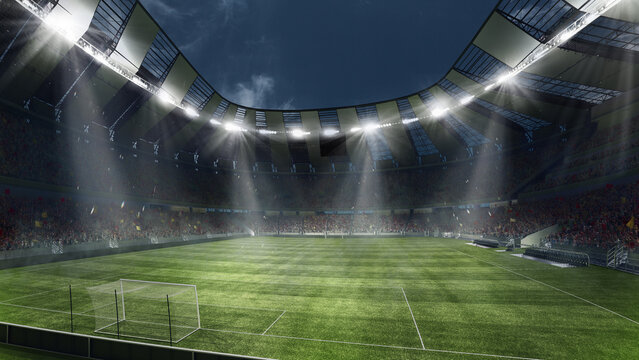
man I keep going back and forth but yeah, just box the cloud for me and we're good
[218,0,247,24]
[279,98,295,110]
[142,0,195,20]
[227,74,276,108]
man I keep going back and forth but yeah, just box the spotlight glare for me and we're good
[210,119,221,126]
[157,90,172,104]
[402,118,418,125]
[350,127,362,133]
[460,96,475,105]
[258,129,276,135]
[432,107,448,118]
[131,77,148,90]
[290,128,309,138]
[560,29,578,43]
[485,83,496,91]
[323,129,339,136]
[363,124,378,132]
[44,14,76,41]
[184,107,199,118]
[496,70,520,85]
[225,123,245,132]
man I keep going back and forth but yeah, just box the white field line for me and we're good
[200,326,543,360]
[262,310,286,335]
[452,248,639,326]
[401,287,425,350]
[0,301,544,359]
[167,287,191,298]
[77,301,113,315]
[1,286,69,304]
[2,269,135,308]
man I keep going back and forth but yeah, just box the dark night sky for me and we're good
[139,0,498,110]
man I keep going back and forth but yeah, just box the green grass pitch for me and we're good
[0,237,638,360]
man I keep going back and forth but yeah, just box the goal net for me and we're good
[87,279,200,343]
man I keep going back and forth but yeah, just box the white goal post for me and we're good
[87,279,201,343]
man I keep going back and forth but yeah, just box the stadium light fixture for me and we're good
[460,96,475,105]
[363,124,378,132]
[130,76,148,90]
[13,0,623,138]
[432,107,448,118]
[290,128,309,138]
[258,129,277,135]
[43,13,76,42]
[402,118,419,125]
[323,129,340,136]
[157,90,172,104]
[184,107,199,118]
[225,123,246,132]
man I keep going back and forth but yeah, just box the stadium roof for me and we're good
[1,0,638,173]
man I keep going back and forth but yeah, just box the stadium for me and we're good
[0,0,639,359]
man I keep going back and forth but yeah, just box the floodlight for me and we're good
[184,107,199,118]
[225,123,244,132]
[432,107,448,118]
[44,14,76,41]
[323,129,339,136]
[560,29,578,43]
[157,90,172,104]
[210,119,222,126]
[350,127,362,133]
[460,96,475,105]
[131,77,148,90]
[496,70,520,85]
[402,118,418,125]
[290,128,307,138]
[363,124,378,132]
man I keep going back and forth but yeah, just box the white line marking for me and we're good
[2,286,67,303]
[262,310,286,335]
[401,287,425,350]
[77,301,113,315]
[200,326,543,360]
[0,302,543,359]
[452,248,639,326]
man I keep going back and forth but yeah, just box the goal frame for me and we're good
[93,279,201,343]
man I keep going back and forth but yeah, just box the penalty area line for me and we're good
[0,302,543,360]
[452,248,639,326]
[199,327,543,360]
[262,310,286,335]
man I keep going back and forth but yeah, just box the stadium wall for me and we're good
[0,322,266,360]
[0,233,248,270]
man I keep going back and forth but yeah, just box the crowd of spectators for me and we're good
[531,118,639,191]
[0,191,244,251]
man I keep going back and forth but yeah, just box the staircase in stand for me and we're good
[607,243,628,268]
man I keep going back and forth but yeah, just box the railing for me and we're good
[524,247,590,267]
[0,321,269,360]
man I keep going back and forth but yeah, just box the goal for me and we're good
[87,279,201,343]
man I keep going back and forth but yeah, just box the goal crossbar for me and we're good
[88,279,201,343]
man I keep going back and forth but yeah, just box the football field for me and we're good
[0,237,638,359]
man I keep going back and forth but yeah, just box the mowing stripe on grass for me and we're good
[199,326,544,360]
[262,310,287,335]
[401,287,425,350]
[2,286,69,304]
[0,301,544,359]
[453,248,639,326]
